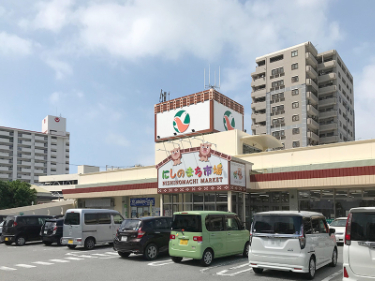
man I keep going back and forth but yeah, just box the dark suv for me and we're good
[40,219,64,246]
[2,215,52,246]
[113,217,172,260]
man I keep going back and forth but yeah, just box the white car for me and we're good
[249,211,337,280]
[343,207,375,281]
[0,221,4,243]
[329,217,347,244]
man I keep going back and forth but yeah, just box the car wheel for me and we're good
[67,245,76,249]
[84,237,95,250]
[4,241,12,246]
[306,256,316,280]
[118,252,131,258]
[144,243,159,260]
[243,242,250,257]
[43,241,52,246]
[172,257,183,263]
[200,249,214,267]
[330,248,337,267]
[253,268,264,274]
[15,236,26,246]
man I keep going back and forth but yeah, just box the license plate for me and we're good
[5,237,8,241]
[121,236,128,242]
[68,239,73,244]
[179,239,188,245]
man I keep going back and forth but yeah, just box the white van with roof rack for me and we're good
[248,211,337,280]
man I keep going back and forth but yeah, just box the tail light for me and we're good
[345,213,352,246]
[193,236,203,242]
[137,228,145,239]
[343,267,349,278]
[13,222,17,227]
[115,228,119,238]
[298,224,306,249]
[170,234,175,240]
[52,226,57,234]
[249,223,253,245]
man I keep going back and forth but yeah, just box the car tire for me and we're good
[4,241,12,246]
[172,257,183,263]
[15,236,26,246]
[118,252,131,258]
[253,268,264,274]
[200,249,214,267]
[243,242,250,257]
[144,243,159,260]
[43,241,52,246]
[84,237,95,250]
[330,248,337,267]
[67,245,76,249]
[306,256,316,280]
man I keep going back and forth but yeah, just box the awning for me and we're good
[241,135,283,151]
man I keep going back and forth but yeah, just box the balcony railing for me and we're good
[270,110,285,116]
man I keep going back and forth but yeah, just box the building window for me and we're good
[339,109,342,115]
[338,72,341,78]
[292,128,300,134]
[291,76,299,83]
[339,84,341,91]
[291,50,298,57]
[339,121,342,127]
[292,141,300,148]
[291,89,299,96]
[271,67,284,76]
[340,133,342,139]
[292,102,299,109]
[292,114,299,121]
[270,54,284,63]
[271,80,284,88]
[291,63,298,70]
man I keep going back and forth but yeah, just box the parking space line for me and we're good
[91,254,110,257]
[49,259,70,263]
[77,255,98,259]
[33,261,54,265]
[65,257,84,261]
[105,252,119,256]
[0,266,17,271]
[15,264,36,268]
[321,270,342,281]
[216,263,252,276]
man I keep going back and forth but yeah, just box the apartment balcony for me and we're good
[318,73,337,84]
[35,155,45,161]
[320,123,338,132]
[319,110,337,119]
[318,60,337,71]
[251,100,266,111]
[307,131,319,143]
[306,66,318,79]
[0,138,13,145]
[0,173,10,179]
[306,79,319,92]
[0,166,11,172]
[251,124,266,132]
[0,145,11,151]
[271,110,285,117]
[251,88,266,99]
[35,149,45,155]
[307,118,319,130]
[19,161,32,166]
[319,97,337,107]
[34,170,45,175]
[0,159,12,165]
[35,142,45,148]
[306,52,318,67]
[320,135,339,144]
[270,122,285,129]
[319,85,337,95]
[306,91,319,105]
[19,134,32,139]
[251,77,266,88]
[19,140,32,146]
[34,162,45,168]
[18,174,31,180]
[307,105,319,116]
[0,131,12,137]
[18,154,31,159]
[0,151,12,158]
[21,168,31,173]
[51,138,57,144]
[35,135,47,142]
[251,66,266,77]
[251,113,266,123]
[51,151,58,157]
[19,147,32,153]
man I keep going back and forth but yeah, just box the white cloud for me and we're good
[45,58,73,79]
[0,32,33,56]
[49,92,60,105]
[106,133,130,147]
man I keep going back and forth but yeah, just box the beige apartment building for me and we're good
[251,41,355,149]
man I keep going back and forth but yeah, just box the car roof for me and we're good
[45,218,64,222]
[333,217,347,220]
[349,207,375,212]
[254,211,324,217]
[126,216,172,221]
[173,211,237,216]
[66,209,119,213]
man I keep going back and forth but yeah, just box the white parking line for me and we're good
[216,263,253,276]
[91,254,110,257]
[105,252,119,256]
[321,270,343,281]
[33,261,54,265]
[148,260,175,266]
[0,266,17,271]
[65,257,84,261]
[77,255,98,259]
[49,259,69,263]
[15,264,36,268]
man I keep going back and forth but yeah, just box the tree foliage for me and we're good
[0,180,37,209]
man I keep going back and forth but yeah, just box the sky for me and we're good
[1,0,375,173]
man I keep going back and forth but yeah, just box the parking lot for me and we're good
[0,242,344,281]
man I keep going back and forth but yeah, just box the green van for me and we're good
[169,211,250,266]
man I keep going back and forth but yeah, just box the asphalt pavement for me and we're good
[0,242,344,281]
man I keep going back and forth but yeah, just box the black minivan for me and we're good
[113,217,172,260]
[2,215,52,246]
[40,219,64,246]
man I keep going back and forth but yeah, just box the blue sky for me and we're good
[1,0,375,172]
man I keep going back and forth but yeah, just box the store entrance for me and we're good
[131,206,151,218]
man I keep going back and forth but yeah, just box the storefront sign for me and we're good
[230,162,246,187]
[130,198,155,206]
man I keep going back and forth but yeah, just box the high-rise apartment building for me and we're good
[0,115,70,183]
[251,42,355,149]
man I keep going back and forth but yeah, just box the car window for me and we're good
[351,212,375,242]
[319,219,329,233]
[254,215,302,235]
[120,219,141,230]
[26,217,39,225]
[171,215,202,232]
[225,216,239,231]
[158,218,170,229]
[98,213,111,224]
[330,219,347,227]
[143,220,155,230]
[206,216,224,231]
[85,214,98,225]
[38,218,47,225]
[312,218,320,234]
[112,214,123,224]
[303,217,312,234]
[64,213,80,225]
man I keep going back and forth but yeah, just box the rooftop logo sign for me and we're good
[223,110,235,130]
[173,110,190,133]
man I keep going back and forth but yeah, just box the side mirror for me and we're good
[329,228,335,235]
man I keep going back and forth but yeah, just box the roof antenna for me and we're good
[204,65,221,90]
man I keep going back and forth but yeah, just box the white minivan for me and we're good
[343,207,375,281]
[249,211,337,280]
[61,209,124,250]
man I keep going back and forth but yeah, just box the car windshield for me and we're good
[330,219,347,227]
[64,213,80,225]
[120,219,141,230]
[45,221,56,229]
[351,212,375,242]
[253,215,302,235]
[4,217,15,227]
[171,215,202,232]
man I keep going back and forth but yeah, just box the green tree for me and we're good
[0,180,37,209]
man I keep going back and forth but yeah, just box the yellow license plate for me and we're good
[179,239,188,245]
[68,239,73,244]
[5,237,9,241]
